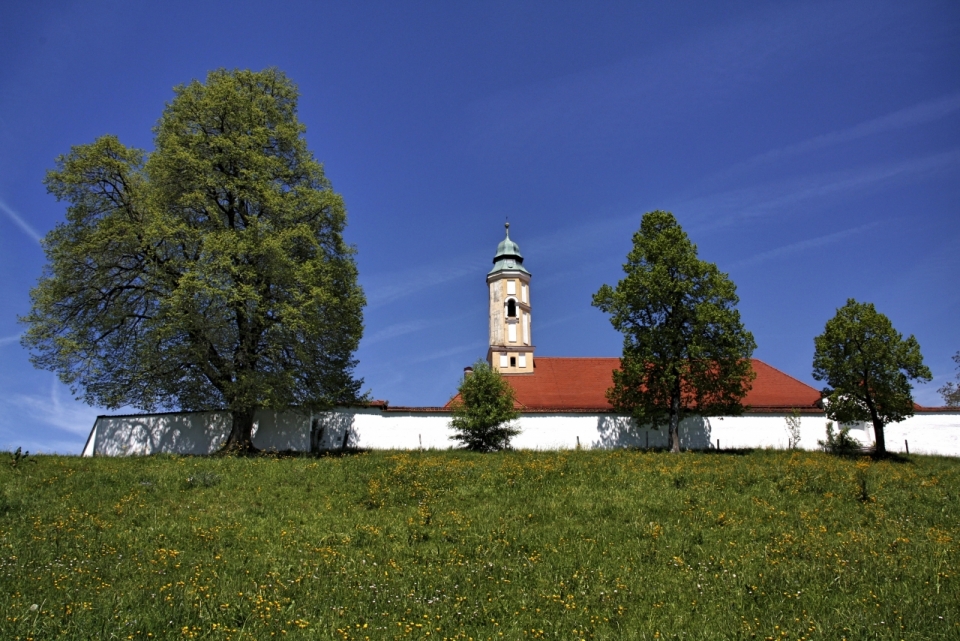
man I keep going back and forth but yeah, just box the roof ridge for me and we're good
[535,356,621,360]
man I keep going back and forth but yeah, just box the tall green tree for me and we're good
[592,211,756,453]
[938,351,960,407]
[21,68,365,453]
[812,299,931,455]
[449,360,521,452]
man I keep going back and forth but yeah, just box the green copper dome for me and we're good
[488,223,531,276]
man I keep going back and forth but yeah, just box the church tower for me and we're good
[487,223,534,374]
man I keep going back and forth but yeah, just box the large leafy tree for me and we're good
[21,68,365,453]
[449,360,521,452]
[592,211,756,453]
[938,351,960,407]
[812,299,931,455]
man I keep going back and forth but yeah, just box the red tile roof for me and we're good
[445,357,823,413]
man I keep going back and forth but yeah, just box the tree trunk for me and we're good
[865,393,886,456]
[669,388,681,453]
[871,416,886,456]
[222,407,258,454]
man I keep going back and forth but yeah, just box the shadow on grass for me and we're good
[820,448,913,464]
[697,447,755,457]
[204,447,371,460]
[596,446,757,456]
[269,447,370,459]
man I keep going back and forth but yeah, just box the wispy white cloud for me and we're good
[0,428,87,455]
[682,149,960,230]
[724,92,960,175]
[411,342,484,364]
[0,197,43,244]
[362,320,432,346]
[362,217,630,311]
[363,310,478,348]
[732,222,880,269]
[489,150,960,276]
[364,258,487,309]
[2,377,102,437]
[467,2,865,154]
[365,146,958,313]
[0,333,22,347]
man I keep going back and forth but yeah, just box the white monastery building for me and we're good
[83,225,960,457]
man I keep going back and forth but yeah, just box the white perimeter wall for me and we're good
[84,408,960,457]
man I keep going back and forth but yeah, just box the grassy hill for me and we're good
[1,449,957,640]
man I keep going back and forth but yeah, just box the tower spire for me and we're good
[487,224,534,373]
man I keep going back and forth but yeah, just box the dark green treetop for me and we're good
[813,299,931,455]
[449,360,521,452]
[592,210,756,453]
[21,68,365,452]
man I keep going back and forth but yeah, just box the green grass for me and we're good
[1,449,957,640]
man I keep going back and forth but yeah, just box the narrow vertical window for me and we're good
[523,314,530,345]
[519,353,527,368]
[510,356,516,367]
[507,299,517,317]
[500,353,508,368]
[508,323,517,342]
[522,283,528,303]
[507,280,516,296]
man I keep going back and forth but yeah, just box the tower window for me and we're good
[507,280,516,295]
[507,299,517,317]
[510,356,516,367]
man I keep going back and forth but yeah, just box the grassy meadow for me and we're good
[1,449,957,640]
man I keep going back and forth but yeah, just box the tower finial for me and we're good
[505,221,510,237]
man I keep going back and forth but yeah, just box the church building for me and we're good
[467,223,823,414]
[81,225,960,457]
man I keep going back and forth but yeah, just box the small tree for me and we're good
[449,360,520,452]
[784,408,802,449]
[938,351,960,406]
[817,421,860,455]
[812,299,932,456]
[592,210,756,453]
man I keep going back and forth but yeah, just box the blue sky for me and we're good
[1,1,958,453]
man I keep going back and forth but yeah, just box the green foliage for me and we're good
[938,351,960,406]
[592,211,756,452]
[21,68,365,452]
[448,360,520,451]
[1,451,957,639]
[818,421,862,455]
[813,299,931,455]
[785,408,802,449]
[8,447,36,469]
